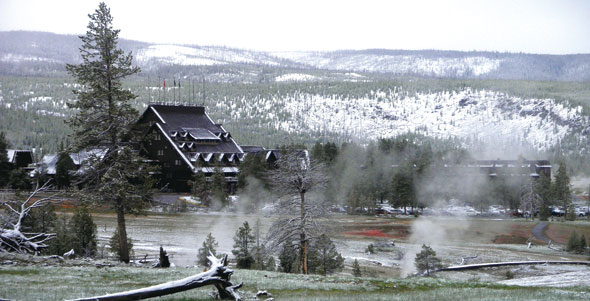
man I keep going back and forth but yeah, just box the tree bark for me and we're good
[300,191,307,274]
[116,203,129,263]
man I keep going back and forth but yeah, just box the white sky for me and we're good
[1,0,589,54]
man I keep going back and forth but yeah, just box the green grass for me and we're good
[0,265,588,300]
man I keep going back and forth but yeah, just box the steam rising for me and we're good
[400,217,471,277]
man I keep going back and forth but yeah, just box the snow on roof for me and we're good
[185,128,220,141]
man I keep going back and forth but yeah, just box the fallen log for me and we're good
[438,260,590,272]
[72,254,242,301]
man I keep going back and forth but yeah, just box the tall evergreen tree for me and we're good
[391,165,415,214]
[0,131,11,187]
[65,2,154,263]
[554,162,571,218]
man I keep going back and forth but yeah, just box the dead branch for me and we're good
[0,181,58,254]
[72,254,242,301]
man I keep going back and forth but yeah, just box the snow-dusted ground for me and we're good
[499,270,590,287]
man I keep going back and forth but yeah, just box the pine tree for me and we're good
[307,234,344,275]
[8,168,31,190]
[69,207,97,257]
[55,151,75,190]
[232,221,255,269]
[414,244,442,275]
[579,233,587,253]
[352,259,362,277]
[197,233,218,267]
[65,2,155,263]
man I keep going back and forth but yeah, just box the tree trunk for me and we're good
[74,254,242,301]
[116,203,129,263]
[300,191,307,274]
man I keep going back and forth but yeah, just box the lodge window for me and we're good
[175,159,181,166]
[155,134,161,141]
[157,149,164,156]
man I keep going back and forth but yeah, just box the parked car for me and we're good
[575,207,588,217]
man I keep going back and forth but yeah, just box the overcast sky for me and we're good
[1,0,589,54]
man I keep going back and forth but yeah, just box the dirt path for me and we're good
[531,222,550,243]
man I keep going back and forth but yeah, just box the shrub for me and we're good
[69,207,97,257]
[366,243,375,254]
[48,214,72,256]
[232,221,255,269]
[279,241,297,273]
[567,231,581,253]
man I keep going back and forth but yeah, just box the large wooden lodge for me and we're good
[137,104,279,192]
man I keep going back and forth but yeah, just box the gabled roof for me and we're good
[6,149,33,164]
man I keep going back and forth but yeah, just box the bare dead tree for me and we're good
[521,178,542,221]
[74,254,242,301]
[0,181,57,254]
[265,151,327,274]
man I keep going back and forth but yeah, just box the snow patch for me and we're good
[275,73,319,82]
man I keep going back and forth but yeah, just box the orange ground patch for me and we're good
[492,224,540,244]
[343,229,395,238]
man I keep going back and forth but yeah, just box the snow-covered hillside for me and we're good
[272,51,502,77]
[135,44,286,68]
[217,88,589,151]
